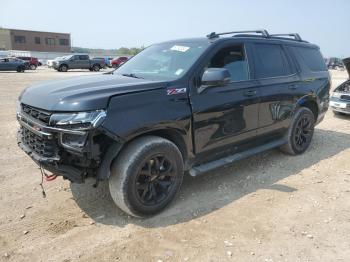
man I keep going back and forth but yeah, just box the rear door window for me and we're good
[291,46,327,72]
[253,43,292,79]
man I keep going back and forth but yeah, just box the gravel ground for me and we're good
[0,68,349,262]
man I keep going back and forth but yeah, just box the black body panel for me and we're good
[17,34,330,182]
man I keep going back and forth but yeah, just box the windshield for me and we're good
[114,42,210,80]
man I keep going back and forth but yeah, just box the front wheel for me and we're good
[30,64,37,70]
[59,65,68,72]
[109,136,184,217]
[280,107,315,155]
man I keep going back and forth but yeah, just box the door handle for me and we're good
[288,85,297,90]
[244,90,257,97]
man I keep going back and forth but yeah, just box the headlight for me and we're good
[49,110,106,130]
[331,92,341,99]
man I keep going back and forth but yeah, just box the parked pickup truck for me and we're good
[52,54,105,72]
[17,29,330,217]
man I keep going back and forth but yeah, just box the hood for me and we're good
[19,74,166,111]
[343,57,350,78]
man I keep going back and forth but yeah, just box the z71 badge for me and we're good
[167,88,186,95]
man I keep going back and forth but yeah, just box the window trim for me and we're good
[252,43,297,80]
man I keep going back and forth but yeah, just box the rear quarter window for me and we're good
[291,46,327,72]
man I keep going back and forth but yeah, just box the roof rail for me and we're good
[206,30,270,39]
[269,33,302,41]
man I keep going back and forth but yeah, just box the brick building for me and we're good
[0,28,71,52]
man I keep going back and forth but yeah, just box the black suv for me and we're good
[17,30,330,217]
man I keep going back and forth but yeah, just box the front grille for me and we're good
[21,104,51,125]
[20,127,58,158]
[340,95,350,101]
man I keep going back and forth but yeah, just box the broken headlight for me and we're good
[49,110,106,130]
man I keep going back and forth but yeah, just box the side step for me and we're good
[189,138,286,177]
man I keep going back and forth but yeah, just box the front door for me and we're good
[190,42,260,163]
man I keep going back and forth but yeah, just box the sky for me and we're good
[1,0,349,57]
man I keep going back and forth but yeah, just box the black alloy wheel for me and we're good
[135,154,176,206]
[293,114,313,152]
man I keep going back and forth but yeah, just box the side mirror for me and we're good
[201,68,231,88]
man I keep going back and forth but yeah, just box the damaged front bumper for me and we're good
[17,111,105,183]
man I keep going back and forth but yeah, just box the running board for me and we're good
[189,138,286,177]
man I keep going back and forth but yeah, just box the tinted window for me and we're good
[292,47,327,72]
[254,44,292,78]
[207,45,249,82]
[79,55,89,60]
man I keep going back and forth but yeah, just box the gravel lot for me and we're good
[0,68,349,262]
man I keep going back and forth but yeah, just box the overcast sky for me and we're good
[1,0,349,57]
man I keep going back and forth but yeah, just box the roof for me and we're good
[156,30,318,49]
[0,27,70,35]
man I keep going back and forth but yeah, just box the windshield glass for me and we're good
[114,42,210,80]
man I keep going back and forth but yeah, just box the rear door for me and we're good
[79,55,90,69]
[190,41,260,163]
[251,42,299,138]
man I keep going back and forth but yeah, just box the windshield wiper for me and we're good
[121,73,144,79]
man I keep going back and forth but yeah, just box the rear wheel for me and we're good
[30,64,37,70]
[280,107,315,155]
[109,136,184,217]
[92,64,100,71]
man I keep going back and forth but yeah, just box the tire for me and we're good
[92,64,100,71]
[280,107,315,155]
[109,136,184,217]
[16,66,25,72]
[59,64,68,72]
[30,64,37,70]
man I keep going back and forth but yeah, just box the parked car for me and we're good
[326,57,345,70]
[16,56,39,70]
[17,30,329,217]
[47,56,65,68]
[111,56,129,68]
[52,54,105,72]
[330,57,350,115]
[93,57,113,68]
[0,57,27,72]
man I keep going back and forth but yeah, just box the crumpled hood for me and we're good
[343,57,350,78]
[19,73,166,111]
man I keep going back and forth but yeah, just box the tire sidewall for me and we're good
[109,137,184,217]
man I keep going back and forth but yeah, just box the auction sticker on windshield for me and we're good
[171,45,190,52]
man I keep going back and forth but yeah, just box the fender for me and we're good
[100,88,194,165]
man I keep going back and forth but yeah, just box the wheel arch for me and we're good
[296,96,319,121]
[97,127,190,181]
